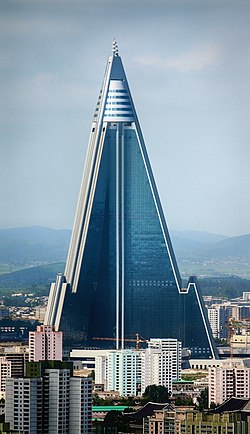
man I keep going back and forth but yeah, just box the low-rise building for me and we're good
[143,398,250,434]
[231,332,250,349]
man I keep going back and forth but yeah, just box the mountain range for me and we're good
[0,226,249,284]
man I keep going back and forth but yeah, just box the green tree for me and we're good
[196,387,208,411]
[214,338,228,346]
[174,395,194,406]
[92,393,106,405]
[88,370,95,381]
[142,385,169,404]
[104,410,132,433]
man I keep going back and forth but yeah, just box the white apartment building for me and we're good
[5,363,92,434]
[69,377,92,434]
[209,363,250,406]
[43,369,92,433]
[207,307,220,339]
[147,339,182,381]
[108,349,140,396]
[5,377,43,434]
[95,339,181,397]
[207,304,232,339]
[0,357,11,398]
[96,349,140,397]
[141,339,181,394]
[141,347,173,394]
[206,295,250,341]
[95,355,107,389]
[43,367,71,433]
[29,325,62,362]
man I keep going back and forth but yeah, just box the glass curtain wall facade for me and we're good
[45,42,218,359]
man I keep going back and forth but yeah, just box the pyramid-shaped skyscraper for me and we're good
[45,42,217,359]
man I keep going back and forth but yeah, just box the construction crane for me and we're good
[228,318,235,358]
[92,333,148,351]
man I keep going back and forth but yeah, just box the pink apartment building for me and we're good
[29,325,62,362]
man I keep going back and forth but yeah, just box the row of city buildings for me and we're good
[0,306,250,432]
[206,292,250,340]
[5,361,92,434]
[0,326,91,433]
[141,399,250,434]
[1,325,250,408]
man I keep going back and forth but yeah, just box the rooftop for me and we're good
[212,397,250,414]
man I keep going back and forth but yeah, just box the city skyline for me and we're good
[1,1,250,237]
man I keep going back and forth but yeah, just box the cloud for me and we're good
[0,70,95,115]
[136,44,220,72]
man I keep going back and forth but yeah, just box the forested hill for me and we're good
[0,264,250,300]
[0,226,249,284]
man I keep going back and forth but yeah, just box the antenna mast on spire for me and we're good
[112,39,119,56]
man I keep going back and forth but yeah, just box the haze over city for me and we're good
[1,0,250,236]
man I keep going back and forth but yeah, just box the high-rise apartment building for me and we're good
[5,377,43,433]
[95,349,140,396]
[29,324,62,362]
[209,363,250,406]
[231,304,250,321]
[95,355,107,388]
[141,339,182,394]
[108,349,139,397]
[147,339,182,381]
[95,339,181,396]
[5,351,28,378]
[5,361,92,434]
[0,357,11,397]
[44,41,217,359]
[207,307,220,339]
[141,348,173,394]
[207,304,232,339]
[43,366,71,433]
[69,377,92,434]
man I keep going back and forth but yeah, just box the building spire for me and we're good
[112,39,119,56]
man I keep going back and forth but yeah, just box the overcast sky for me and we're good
[1,0,250,237]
